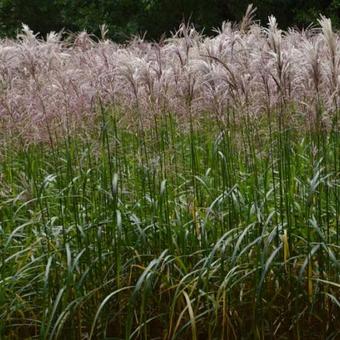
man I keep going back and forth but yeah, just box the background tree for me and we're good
[0,0,338,40]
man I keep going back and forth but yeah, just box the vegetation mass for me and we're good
[0,7,339,339]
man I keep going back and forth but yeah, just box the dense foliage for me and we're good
[0,11,339,339]
[0,0,339,41]
[1,110,339,339]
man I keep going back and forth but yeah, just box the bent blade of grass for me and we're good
[89,286,133,340]
[257,244,282,297]
[49,298,83,340]
[43,287,66,340]
[231,222,256,265]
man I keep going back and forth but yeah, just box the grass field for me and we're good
[0,8,339,339]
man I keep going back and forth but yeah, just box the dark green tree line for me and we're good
[0,0,339,41]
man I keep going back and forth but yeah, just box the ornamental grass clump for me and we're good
[0,8,339,139]
[0,7,339,340]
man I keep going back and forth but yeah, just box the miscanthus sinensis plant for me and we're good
[0,7,338,140]
[0,6,339,340]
